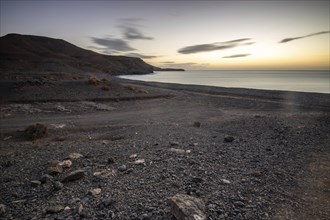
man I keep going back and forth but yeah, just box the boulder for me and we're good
[168,194,206,220]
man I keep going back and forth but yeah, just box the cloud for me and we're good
[279,31,330,43]
[223,54,251,58]
[118,18,153,40]
[91,37,135,52]
[178,38,253,54]
[124,52,159,59]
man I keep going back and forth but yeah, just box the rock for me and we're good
[224,136,235,143]
[98,199,116,209]
[107,157,115,164]
[129,153,138,159]
[46,205,64,214]
[24,123,48,141]
[168,194,206,220]
[68,153,83,160]
[30,180,41,187]
[57,160,72,168]
[221,179,231,184]
[61,170,85,182]
[88,188,102,196]
[0,204,6,216]
[134,159,145,165]
[169,148,191,154]
[47,166,63,175]
[76,204,84,214]
[118,165,127,172]
[40,174,53,183]
[170,141,180,146]
[53,181,64,190]
[193,122,201,128]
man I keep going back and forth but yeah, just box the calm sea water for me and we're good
[120,70,330,94]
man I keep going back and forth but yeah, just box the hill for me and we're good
[0,34,155,75]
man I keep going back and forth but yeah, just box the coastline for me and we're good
[0,75,329,219]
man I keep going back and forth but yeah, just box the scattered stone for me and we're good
[3,136,12,141]
[57,160,72,168]
[53,181,64,190]
[0,204,6,216]
[221,179,231,184]
[61,170,85,182]
[168,194,206,220]
[134,159,145,165]
[170,141,180,146]
[68,153,83,160]
[193,122,201,128]
[129,153,138,159]
[40,174,53,183]
[98,199,116,209]
[88,188,102,196]
[30,180,41,187]
[224,136,235,143]
[76,204,84,214]
[46,205,64,214]
[47,166,63,175]
[169,148,191,154]
[64,206,71,211]
[50,123,66,129]
[118,165,127,172]
[24,123,48,141]
[107,157,115,164]
[124,168,134,174]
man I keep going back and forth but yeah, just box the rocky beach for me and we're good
[0,74,329,220]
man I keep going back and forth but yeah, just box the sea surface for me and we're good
[120,70,330,94]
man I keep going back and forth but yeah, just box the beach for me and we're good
[0,75,329,219]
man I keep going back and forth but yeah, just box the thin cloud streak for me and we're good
[178,38,253,54]
[279,31,330,43]
[91,37,135,52]
[118,18,154,40]
[125,52,158,59]
[223,54,251,58]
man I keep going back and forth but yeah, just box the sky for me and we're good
[1,0,329,70]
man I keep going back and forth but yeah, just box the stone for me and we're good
[53,181,64,190]
[47,166,63,175]
[68,153,83,160]
[170,141,180,146]
[76,204,84,214]
[24,123,48,141]
[224,136,235,143]
[40,174,53,183]
[88,188,102,196]
[193,122,201,128]
[134,159,145,165]
[107,157,115,164]
[129,154,138,159]
[46,205,64,214]
[30,180,41,187]
[0,204,6,216]
[168,194,206,220]
[118,165,127,172]
[61,170,85,182]
[221,179,231,184]
[57,160,72,168]
[169,148,191,154]
[98,199,116,209]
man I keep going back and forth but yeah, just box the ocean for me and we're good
[120,70,330,94]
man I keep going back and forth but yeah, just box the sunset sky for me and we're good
[1,0,329,70]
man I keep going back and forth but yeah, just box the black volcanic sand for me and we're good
[0,76,329,220]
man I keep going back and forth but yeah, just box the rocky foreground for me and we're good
[0,76,329,219]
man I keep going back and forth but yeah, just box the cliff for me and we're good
[0,34,155,75]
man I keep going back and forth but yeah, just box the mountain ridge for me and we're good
[0,33,155,75]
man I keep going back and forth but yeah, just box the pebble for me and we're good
[57,160,72,168]
[53,181,64,190]
[68,153,83,160]
[118,165,127,172]
[47,166,63,175]
[88,188,102,196]
[221,179,231,184]
[168,194,206,220]
[224,136,235,143]
[130,154,138,158]
[170,141,180,146]
[134,159,145,165]
[40,174,53,183]
[0,204,6,216]
[46,205,64,214]
[61,169,85,182]
[169,148,191,154]
[30,180,41,187]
